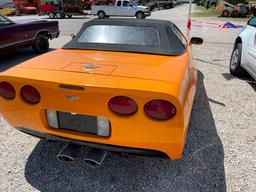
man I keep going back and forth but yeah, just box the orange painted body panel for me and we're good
[0,47,197,160]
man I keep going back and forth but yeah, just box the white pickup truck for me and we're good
[91,0,151,19]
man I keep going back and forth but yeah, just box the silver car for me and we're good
[230,17,256,79]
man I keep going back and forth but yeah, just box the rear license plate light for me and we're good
[46,110,110,137]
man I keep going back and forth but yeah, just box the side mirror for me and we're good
[71,34,76,39]
[190,37,203,45]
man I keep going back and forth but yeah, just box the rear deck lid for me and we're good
[62,63,117,75]
[17,49,187,83]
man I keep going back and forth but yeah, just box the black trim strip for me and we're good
[16,126,168,158]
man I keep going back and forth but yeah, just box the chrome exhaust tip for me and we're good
[57,143,81,163]
[84,148,108,167]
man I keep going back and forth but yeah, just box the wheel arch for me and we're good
[34,30,51,40]
[234,36,247,68]
[235,36,242,45]
[97,10,105,15]
[135,10,144,16]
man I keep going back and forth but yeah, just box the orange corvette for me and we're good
[0,19,203,160]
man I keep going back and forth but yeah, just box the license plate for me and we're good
[57,111,98,135]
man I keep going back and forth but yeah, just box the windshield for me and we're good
[0,15,13,26]
[78,25,160,46]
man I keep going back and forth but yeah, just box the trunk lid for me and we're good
[17,49,187,83]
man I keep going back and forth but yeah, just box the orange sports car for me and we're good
[0,19,203,161]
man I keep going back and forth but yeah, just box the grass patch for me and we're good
[192,6,217,18]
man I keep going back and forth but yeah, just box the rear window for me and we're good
[77,25,160,46]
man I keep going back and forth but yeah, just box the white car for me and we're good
[230,17,256,79]
[91,0,151,19]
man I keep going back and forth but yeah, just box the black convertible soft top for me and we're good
[63,19,186,56]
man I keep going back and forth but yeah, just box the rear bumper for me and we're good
[17,126,168,158]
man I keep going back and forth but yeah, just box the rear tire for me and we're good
[32,34,49,54]
[221,10,229,17]
[56,12,63,19]
[230,43,246,76]
[136,12,145,19]
[231,10,239,17]
[49,12,55,19]
[67,14,72,18]
[97,11,105,19]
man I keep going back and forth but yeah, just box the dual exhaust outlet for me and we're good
[57,143,108,167]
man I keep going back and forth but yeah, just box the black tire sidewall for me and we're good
[56,12,62,19]
[98,11,105,19]
[49,12,55,19]
[222,10,229,17]
[136,12,145,19]
[230,43,244,76]
[33,34,49,54]
[231,11,239,17]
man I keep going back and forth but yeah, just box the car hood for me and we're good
[16,49,188,84]
[136,5,148,9]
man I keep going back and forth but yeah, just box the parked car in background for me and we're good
[0,7,16,16]
[230,17,256,80]
[0,1,38,16]
[91,0,151,19]
[0,14,59,55]
[0,2,16,16]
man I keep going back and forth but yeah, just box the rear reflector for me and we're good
[21,85,41,104]
[108,96,138,115]
[0,81,16,100]
[144,99,176,120]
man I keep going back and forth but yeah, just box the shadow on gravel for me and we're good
[0,48,54,72]
[24,71,226,192]
[222,72,256,91]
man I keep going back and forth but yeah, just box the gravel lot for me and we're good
[0,4,255,192]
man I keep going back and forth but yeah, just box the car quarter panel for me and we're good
[0,24,24,49]
[16,21,59,40]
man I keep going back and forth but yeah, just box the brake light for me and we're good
[0,82,16,100]
[21,85,41,104]
[108,96,138,115]
[144,99,176,120]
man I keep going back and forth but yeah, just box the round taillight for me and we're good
[108,96,138,115]
[0,81,16,100]
[144,99,176,120]
[21,85,41,104]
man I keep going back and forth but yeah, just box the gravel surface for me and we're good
[0,4,255,192]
